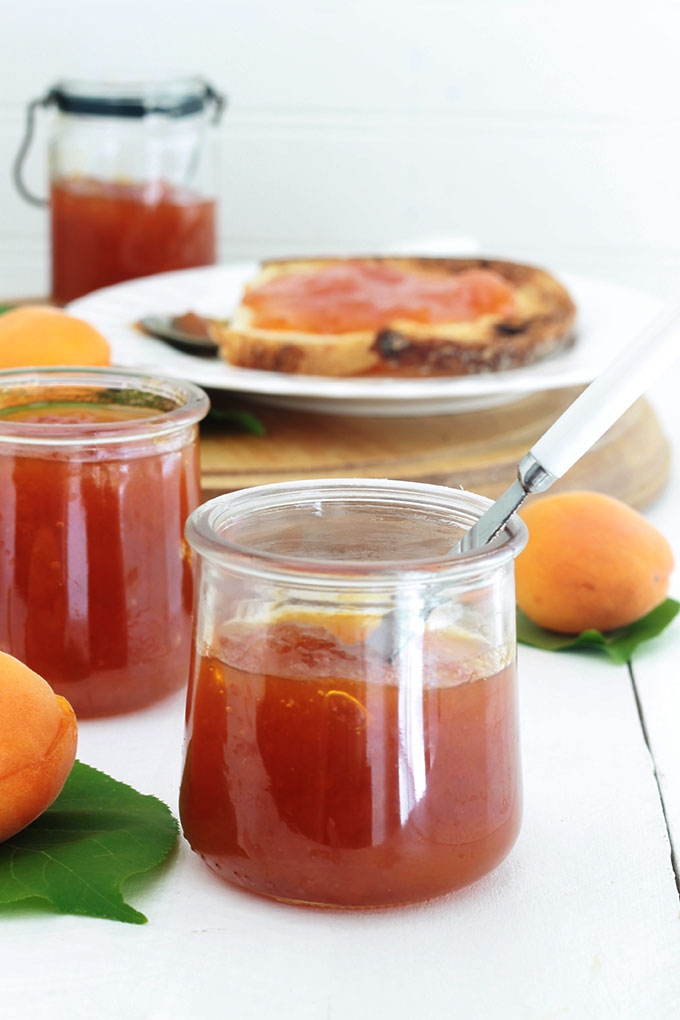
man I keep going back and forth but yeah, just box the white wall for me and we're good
[2,0,680,300]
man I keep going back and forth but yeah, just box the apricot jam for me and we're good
[51,178,216,304]
[180,621,520,907]
[0,370,209,717]
[243,260,516,333]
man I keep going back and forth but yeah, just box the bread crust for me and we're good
[211,257,577,377]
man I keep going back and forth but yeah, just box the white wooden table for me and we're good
[3,367,680,1020]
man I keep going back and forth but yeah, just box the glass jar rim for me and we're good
[0,366,210,446]
[186,478,528,583]
[48,75,225,120]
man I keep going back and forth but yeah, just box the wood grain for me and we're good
[200,385,671,509]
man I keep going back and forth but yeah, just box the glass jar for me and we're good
[0,367,210,717]
[180,478,528,908]
[13,75,225,304]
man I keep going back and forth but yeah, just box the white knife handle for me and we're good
[530,298,680,480]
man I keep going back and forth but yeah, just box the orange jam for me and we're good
[179,618,521,907]
[51,177,217,304]
[243,261,516,333]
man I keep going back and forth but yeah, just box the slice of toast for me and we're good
[211,257,577,377]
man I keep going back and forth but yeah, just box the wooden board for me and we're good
[200,386,671,509]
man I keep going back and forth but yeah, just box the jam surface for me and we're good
[180,618,521,907]
[0,401,162,425]
[244,261,517,333]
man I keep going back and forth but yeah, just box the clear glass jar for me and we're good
[0,367,210,717]
[13,75,225,304]
[180,478,528,908]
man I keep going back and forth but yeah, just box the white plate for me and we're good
[68,262,663,417]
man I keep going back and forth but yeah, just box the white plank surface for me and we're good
[3,647,679,1020]
[627,365,680,901]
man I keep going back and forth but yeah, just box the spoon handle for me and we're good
[457,296,680,553]
[531,297,680,480]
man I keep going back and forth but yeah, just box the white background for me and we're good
[2,0,680,301]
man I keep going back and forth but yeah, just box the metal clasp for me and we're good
[12,91,55,208]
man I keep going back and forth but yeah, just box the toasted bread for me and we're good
[211,256,577,377]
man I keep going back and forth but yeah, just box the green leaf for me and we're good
[206,407,266,434]
[517,597,680,664]
[0,761,178,924]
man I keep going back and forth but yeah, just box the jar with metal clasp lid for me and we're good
[13,75,226,304]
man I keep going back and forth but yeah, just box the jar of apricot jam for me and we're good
[13,75,225,304]
[0,368,209,717]
[180,478,528,908]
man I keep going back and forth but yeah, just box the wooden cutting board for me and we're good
[200,386,671,509]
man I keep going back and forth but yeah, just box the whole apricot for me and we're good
[0,651,78,842]
[0,305,110,368]
[515,491,674,634]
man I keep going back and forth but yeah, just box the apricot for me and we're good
[0,651,78,842]
[515,490,674,634]
[0,305,111,368]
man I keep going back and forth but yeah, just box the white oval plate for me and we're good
[68,263,663,417]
